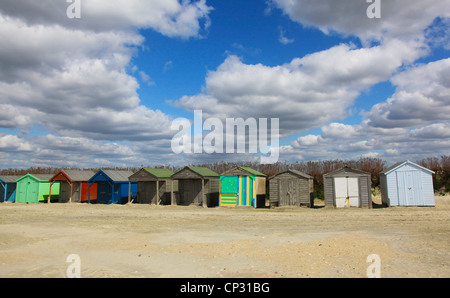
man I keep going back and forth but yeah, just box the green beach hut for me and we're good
[15,174,60,204]
[219,167,267,208]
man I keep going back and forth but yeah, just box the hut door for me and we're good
[28,181,39,204]
[219,176,238,207]
[59,183,71,203]
[97,182,112,204]
[397,171,423,206]
[334,177,359,208]
[179,180,202,205]
[347,178,360,207]
[280,179,299,206]
[138,182,155,204]
[72,183,81,203]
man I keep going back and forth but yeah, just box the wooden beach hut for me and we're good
[88,170,137,205]
[0,175,21,202]
[49,170,97,203]
[268,170,314,208]
[15,174,60,204]
[128,168,175,205]
[171,167,219,207]
[219,167,266,208]
[323,166,372,208]
[379,160,435,207]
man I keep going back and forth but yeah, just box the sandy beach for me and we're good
[0,195,449,278]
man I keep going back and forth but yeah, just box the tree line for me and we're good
[1,156,449,198]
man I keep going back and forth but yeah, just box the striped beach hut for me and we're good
[88,170,137,205]
[49,170,97,203]
[219,167,266,208]
[0,175,21,202]
[171,167,220,207]
[15,174,60,204]
[128,168,175,205]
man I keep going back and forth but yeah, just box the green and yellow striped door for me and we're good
[219,176,238,207]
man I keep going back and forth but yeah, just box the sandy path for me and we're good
[0,196,449,278]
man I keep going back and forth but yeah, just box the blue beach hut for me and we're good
[0,176,21,202]
[88,170,137,204]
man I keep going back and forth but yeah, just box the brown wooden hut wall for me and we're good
[136,181,171,204]
[59,182,83,203]
[171,168,219,207]
[176,178,219,206]
[323,167,372,208]
[269,172,313,207]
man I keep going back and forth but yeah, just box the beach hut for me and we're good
[171,167,219,207]
[379,160,435,207]
[15,174,60,204]
[0,175,21,202]
[88,170,137,205]
[49,170,97,203]
[323,166,372,208]
[128,168,175,205]
[268,170,314,208]
[219,167,266,208]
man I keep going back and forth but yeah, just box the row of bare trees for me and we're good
[1,156,449,197]
[417,156,450,193]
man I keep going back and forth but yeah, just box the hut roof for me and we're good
[18,173,54,182]
[144,168,174,178]
[0,175,22,183]
[50,169,96,182]
[380,160,435,175]
[89,170,135,183]
[187,167,220,177]
[102,170,135,182]
[323,166,370,177]
[268,169,312,180]
[221,166,266,177]
[240,167,266,177]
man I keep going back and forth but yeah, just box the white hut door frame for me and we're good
[334,177,360,208]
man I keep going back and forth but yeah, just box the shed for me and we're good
[15,174,60,204]
[323,166,372,208]
[171,167,219,207]
[379,160,435,207]
[0,176,21,202]
[49,170,97,203]
[219,167,266,208]
[88,170,137,205]
[128,168,175,205]
[268,170,314,208]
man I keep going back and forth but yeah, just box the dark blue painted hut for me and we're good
[0,176,21,202]
[88,170,137,205]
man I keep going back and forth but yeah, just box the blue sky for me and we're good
[0,0,449,168]
[134,0,361,119]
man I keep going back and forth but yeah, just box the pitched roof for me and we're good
[102,170,135,182]
[239,167,266,177]
[269,169,312,180]
[380,160,435,175]
[144,168,174,178]
[0,175,22,183]
[221,166,266,177]
[323,165,370,177]
[17,173,54,182]
[51,169,96,182]
[188,167,219,177]
[89,170,135,183]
